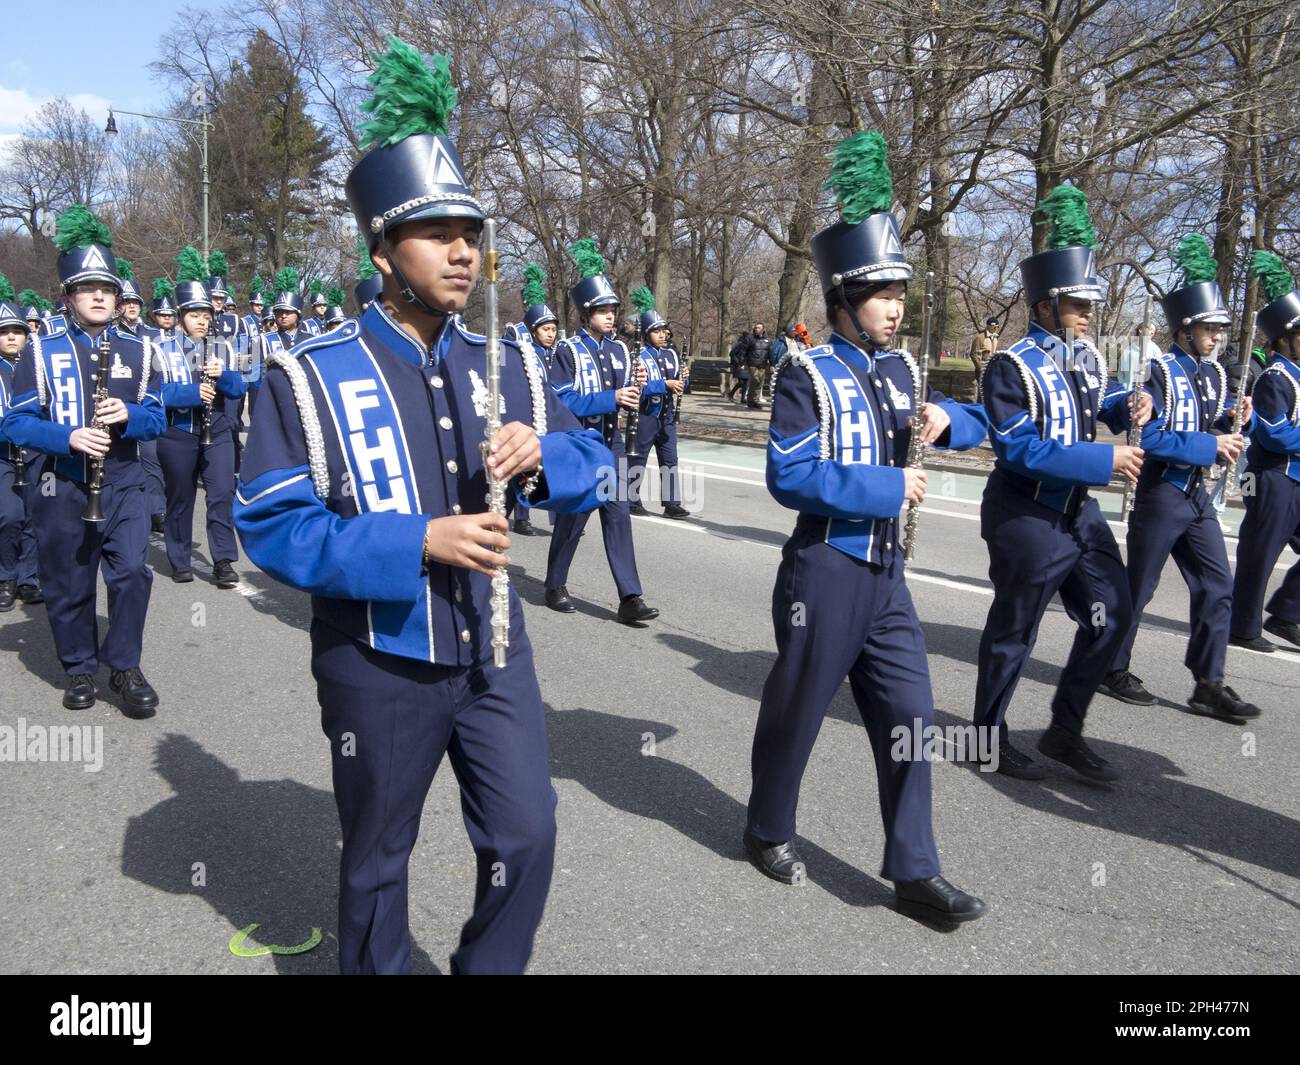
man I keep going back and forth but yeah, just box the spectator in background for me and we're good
[1119,321,1161,390]
[738,322,771,408]
[767,323,804,372]
[968,315,1000,400]
[727,331,750,402]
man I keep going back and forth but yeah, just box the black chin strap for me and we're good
[836,282,887,351]
[380,232,453,320]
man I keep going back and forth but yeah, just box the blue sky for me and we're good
[0,0,177,142]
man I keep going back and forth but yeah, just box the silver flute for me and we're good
[481,218,510,668]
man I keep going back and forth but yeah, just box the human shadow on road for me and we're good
[545,704,895,911]
[676,515,791,550]
[0,611,69,694]
[120,733,442,974]
[227,566,313,632]
[933,706,1300,892]
[512,570,623,625]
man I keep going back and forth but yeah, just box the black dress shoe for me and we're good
[16,584,43,604]
[1229,633,1275,653]
[1097,668,1156,705]
[1263,617,1300,649]
[663,504,691,519]
[171,569,194,583]
[894,876,987,922]
[212,560,238,589]
[1037,725,1119,782]
[1188,680,1262,721]
[993,741,1047,780]
[742,830,806,884]
[109,668,158,719]
[617,595,659,623]
[628,502,649,516]
[545,586,576,613]
[63,674,97,710]
[512,519,536,536]
[0,581,14,612]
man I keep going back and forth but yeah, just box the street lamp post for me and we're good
[106,100,212,258]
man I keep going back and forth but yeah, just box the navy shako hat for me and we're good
[151,278,177,315]
[1161,235,1229,332]
[567,239,619,312]
[270,267,304,313]
[115,257,142,304]
[811,132,912,296]
[1252,251,1300,344]
[323,286,348,327]
[54,205,120,292]
[631,287,666,335]
[24,302,41,322]
[519,263,556,330]
[207,250,229,297]
[1020,184,1105,306]
[175,246,213,311]
[345,37,484,252]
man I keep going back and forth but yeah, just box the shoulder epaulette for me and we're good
[513,329,548,435]
[1264,360,1300,423]
[291,319,360,360]
[264,347,330,500]
[453,315,486,345]
[983,349,1040,426]
[776,349,834,460]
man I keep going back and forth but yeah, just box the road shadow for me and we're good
[512,570,623,625]
[545,704,895,911]
[0,610,68,694]
[229,566,313,632]
[120,733,442,974]
[682,515,791,549]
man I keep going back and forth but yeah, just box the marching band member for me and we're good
[234,36,612,975]
[543,239,659,622]
[0,273,41,610]
[154,246,246,588]
[1,205,165,716]
[504,263,560,536]
[743,132,988,922]
[304,279,325,336]
[244,277,266,337]
[208,251,244,340]
[626,287,688,519]
[972,185,1146,782]
[110,259,166,531]
[1098,236,1261,718]
[147,278,179,340]
[1230,252,1300,652]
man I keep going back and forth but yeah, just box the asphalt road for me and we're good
[1,437,1296,974]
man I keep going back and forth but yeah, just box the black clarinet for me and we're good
[198,336,214,446]
[673,340,690,420]
[82,323,112,523]
[623,321,644,458]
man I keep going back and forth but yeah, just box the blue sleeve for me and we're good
[1249,373,1300,454]
[1099,382,1133,435]
[985,357,1113,486]
[925,387,987,451]
[548,341,617,418]
[121,359,165,441]
[217,368,247,399]
[765,361,905,520]
[526,429,613,513]
[1137,365,1218,467]
[233,368,431,602]
[164,380,201,409]
[0,353,74,456]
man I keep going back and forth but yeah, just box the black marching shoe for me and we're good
[1097,668,1156,705]
[742,830,805,884]
[109,668,159,719]
[663,504,691,519]
[544,586,576,613]
[993,741,1047,780]
[1229,633,1275,653]
[894,876,987,923]
[171,569,194,584]
[1263,617,1300,650]
[1037,724,1119,783]
[617,595,659,623]
[0,580,14,612]
[628,502,649,516]
[212,560,239,589]
[1188,680,1262,721]
[512,519,536,536]
[16,584,43,605]
[63,674,97,711]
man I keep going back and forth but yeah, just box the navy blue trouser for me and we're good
[312,617,557,975]
[545,437,641,599]
[973,486,1132,737]
[747,534,941,882]
[32,475,152,674]
[1231,468,1300,638]
[1112,480,1231,682]
[157,426,239,572]
[627,412,682,507]
[139,439,166,518]
[0,457,39,585]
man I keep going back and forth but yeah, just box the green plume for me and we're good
[631,286,656,313]
[310,277,324,298]
[520,263,547,307]
[152,277,174,300]
[38,295,53,312]
[356,239,378,281]
[207,250,228,278]
[1034,184,1097,250]
[1251,250,1294,304]
[0,272,14,303]
[53,204,113,253]
[326,285,347,306]
[115,257,134,281]
[272,267,299,293]
[1174,234,1218,286]
[250,274,265,297]
[176,245,207,283]
[567,238,605,280]
[823,131,894,225]
[358,36,457,150]
[17,288,40,309]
